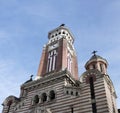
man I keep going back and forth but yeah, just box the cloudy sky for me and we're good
[0,0,120,112]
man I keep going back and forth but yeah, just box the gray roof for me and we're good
[85,54,108,68]
[89,54,107,62]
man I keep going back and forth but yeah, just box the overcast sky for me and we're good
[0,0,120,112]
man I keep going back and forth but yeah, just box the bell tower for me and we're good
[36,24,78,80]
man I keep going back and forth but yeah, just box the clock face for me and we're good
[48,43,59,51]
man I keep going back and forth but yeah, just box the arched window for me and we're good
[7,100,12,113]
[63,31,65,34]
[59,32,61,34]
[93,64,96,69]
[34,95,39,104]
[66,90,69,94]
[7,100,12,106]
[47,50,57,72]
[52,35,54,38]
[100,63,104,72]
[49,90,55,100]
[71,91,73,95]
[76,92,78,96]
[41,93,47,102]
[89,77,97,113]
[67,52,72,72]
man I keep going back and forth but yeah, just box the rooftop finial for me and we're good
[92,50,97,56]
[60,24,65,27]
[24,75,34,84]
[30,75,34,80]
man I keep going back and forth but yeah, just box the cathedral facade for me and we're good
[2,25,118,113]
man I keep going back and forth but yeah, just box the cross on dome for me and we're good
[92,51,97,56]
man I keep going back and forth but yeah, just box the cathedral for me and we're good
[2,25,119,113]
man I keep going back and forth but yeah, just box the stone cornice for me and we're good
[21,70,79,91]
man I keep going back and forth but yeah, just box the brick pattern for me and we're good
[37,48,46,76]
[2,69,118,113]
[36,36,78,80]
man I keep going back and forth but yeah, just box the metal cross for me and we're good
[30,75,34,79]
[92,51,97,55]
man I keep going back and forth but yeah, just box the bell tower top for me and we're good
[36,25,78,80]
[48,24,74,45]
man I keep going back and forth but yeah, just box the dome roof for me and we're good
[85,54,108,69]
[89,54,107,62]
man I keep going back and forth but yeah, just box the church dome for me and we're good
[85,52,108,74]
[87,54,107,64]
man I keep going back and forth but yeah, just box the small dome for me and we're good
[90,54,107,63]
[85,54,108,74]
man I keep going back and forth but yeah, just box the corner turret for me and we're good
[85,51,108,75]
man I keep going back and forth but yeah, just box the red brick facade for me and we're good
[37,34,78,80]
